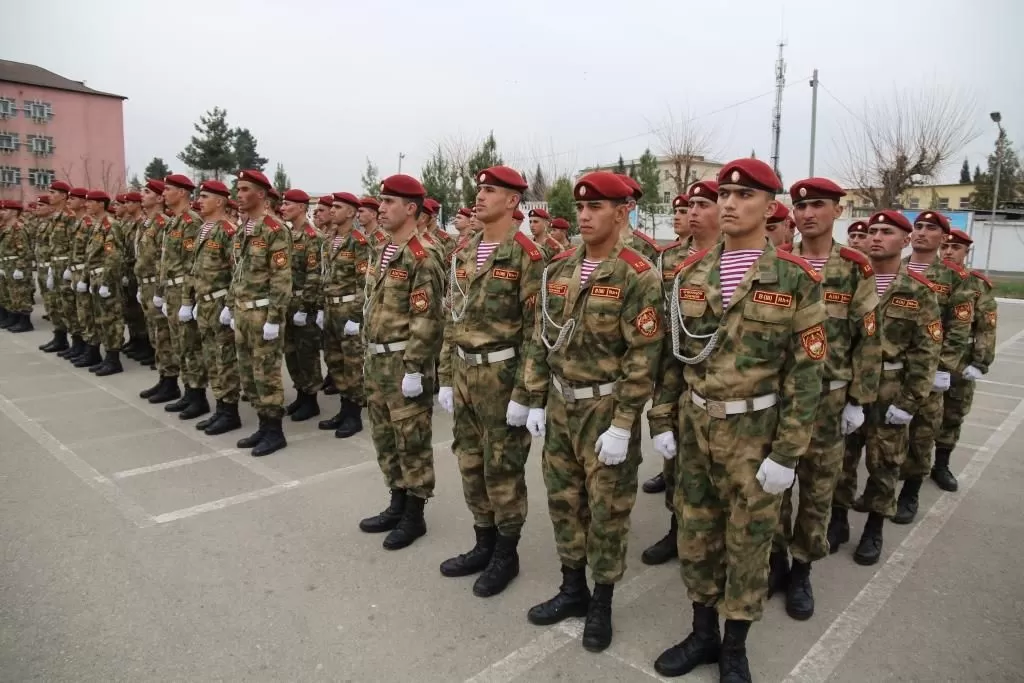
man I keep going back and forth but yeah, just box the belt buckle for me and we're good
[559,380,576,403]
[706,400,727,419]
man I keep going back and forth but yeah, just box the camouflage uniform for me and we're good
[86,215,125,350]
[159,209,206,390]
[0,217,33,313]
[321,228,371,405]
[50,210,80,338]
[34,211,59,325]
[524,245,663,584]
[70,216,97,343]
[119,216,147,342]
[627,229,661,265]
[284,223,323,395]
[648,244,826,621]
[190,218,240,404]
[429,225,456,264]
[136,214,176,376]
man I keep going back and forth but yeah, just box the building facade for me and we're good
[841,182,977,216]
[0,59,126,201]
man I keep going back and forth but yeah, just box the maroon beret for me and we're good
[423,198,441,216]
[268,187,280,200]
[380,174,426,199]
[688,180,719,203]
[114,193,127,203]
[0,199,23,210]
[718,158,782,193]
[69,187,89,198]
[574,171,633,201]
[164,174,196,191]
[332,192,361,209]
[672,194,689,209]
[359,196,381,210]
[915,210,951,234]
[86,190,111,202]
[513,209,525,221]
[847,221,868,235]
[476,166,528,192]
[123,191,143,203]
[790,177,846,203]
[238,169,272,190]
[457,207,472,218]
[283,189,310,204]
[145,179,165,195]
[37,195,52,205]
[947,229,972,246]
[50,180,72,193]
[317,195,333,207]
[869,210,913,233]
[27,201,38,210]
[528,208,550,220]
[200,180,231,198]
[616,174,644,200]
[767,203,790,224]
[551,217,570,231]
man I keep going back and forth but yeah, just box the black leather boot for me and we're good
[0,307,13,329]
[134,340,155,365]
[527,565,591,625]
[73,344,102,368]
[642,472,666,494]
[140,377,164,399]
[581,583,614,652]
[892,477,922,524]
[360,489,407,533]
[335,398,363,438]
[8,312,33,333]
[284,393,303,416]
[164,386,194,413]
[930,447,959,491]
[719,620,752,683]
[322,375,339,395]
[178,388,210,420]
[641,514,678,565]
[94,350,123,376]
[854,512,885,566]
[766,549,790,598]
[382,495,426,550]
[148,376,182,404]
[318,398,345,430]
[58,334,83,358]
[251,416,287,457]
[473,533,520,597]
[236,415,267,449]
[88,347,109,372]
[654,602,722,676]
[440,526,497,577]
[41,330,69,352]
[205,401,241,436]
[290,392,320,422]
[786,559,814,620]
[827,506,849,554]
[196,399,222,431]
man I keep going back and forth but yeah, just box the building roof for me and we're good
[0,59,126,100]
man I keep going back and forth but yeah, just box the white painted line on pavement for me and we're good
[991,356,1024,364]
[150,480,301,524]
[33,403,134,421]
[975,389,1024,400]
[604,650,676,682]
[112,449,233,479]
[970,404,1012,415]
[963,420,998,430]
[224,449,294,485]
[977,378,1024,390]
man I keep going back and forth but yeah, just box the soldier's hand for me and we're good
[292,310,307,327]
[756,458,795,495]
[438,387,455,414]
[932,371,951,393]
[152,295,164,309]
[595,426,630,466]
[136,291,142,304]
[526,408,546,437]
[98,285,111,299]
[219,306,232,326]
[840,403,865,435]
[401,372,424,398]
[262,322,280,341]
[178,305,194,322]
[315,310,325,330]
[46,274,54,291]
[963,365,983,381]
[505,400,529,427]
[652,431,677,460]
[161,303,168,317]
[12,269,23,280]
[344,320,360,336]
[121,276,129,286]
[885,404,913,425]
[76,280,87,293]
[62,268,72,281]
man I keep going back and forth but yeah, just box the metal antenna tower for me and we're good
[770,41,786,179]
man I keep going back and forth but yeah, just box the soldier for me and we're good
[423,198,456,259]
[316,192,371,438]
[0,200,35,332]
[615,173,661,264]
[227,199,240,224]
[279,189,323,422]
[82,191,126,374]
[526,207,562,258]
[45,182,77,354]
[767,178,881,619]
[357,196,388,248]
[189,180,242,435]
[512,208,524,230]
[358,174,444,550]
[436,166,542,596]
[227,169,292,457]
[935,230,997,487]
[453,207,473,240]
[33,196,58,338]
[766,204,794,248]
[846,220,869,254]
[549,217,571,250]
[649,159,825,681]
[313,195,333,231]
[830,210,940,565]
[893,210,975,523]
[119,191,149,359]
[66,187,101,366]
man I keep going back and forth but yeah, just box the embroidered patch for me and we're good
[926,320,943,342]
[824,290,852,305]
[986,310,997,326]
[932,283,951,296]
[635,306,660,337]
[251,238,267,249]
[356,261,368,274]
[891,296,919,310]
[388,268,408,281]
[207,241,221,250]
[492,268,519,281]
[103,242,114,252]
[233,240,241,251]
[524,293,537,308]
[145,229,156,238]
[306,253,317,268]
[864,310,877,336]
[954,302,973,322]
[859,262,873,278]
[455,268,467,279]
[591,285,622,299]
[801,325,827,360]
[679,287,706,301]
[272,250,288,268]
[340,250,354,259]
[410,288,429,312]
[752,290,794,308]
[293,243,305,251]
[547,282,568,296]
[183,238,195,251]
[169,230,182,238]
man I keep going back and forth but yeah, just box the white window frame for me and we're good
[28,168,55,188]
[28,135,53,155]
[938,197,950,210]
[23,100,53,122]
[0,166,22,186]
[908,197,920,209]
[0,97,15,119]
[959,197,971,210]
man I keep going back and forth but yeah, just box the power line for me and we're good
[819,81,868,128]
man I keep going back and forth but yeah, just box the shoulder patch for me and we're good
[408,235,427,260]
[660,240,682,254]
[676,247,711,274]
[436,230,453,242]
[220,219,237,237]
[264,216,281,232]
[513,231,543,261]
[970,270,993,289]
[942,258,969,279]
[154,214,167,227]
[839,245,873,277]
[552,248,576,262]
[777,249,822,283]
[907,270,934,289]
[618,247,651,273]
[182,213,193,224]
[352,230,368,245]
[304,225,317,238]
[632,230,659,248]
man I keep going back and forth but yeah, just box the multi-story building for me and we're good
[841,182,978,216]
[0,59,126,200]
[580,154,725,204]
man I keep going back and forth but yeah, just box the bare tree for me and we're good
[653,105,717,195]
[834,86,979,209]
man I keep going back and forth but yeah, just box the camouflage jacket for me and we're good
[967,270,998,373]
[118,217,144,275]
[876,270,942,413]
[901,256,975,374]
[320,228,371,323]
[135,214,169,281]
[288,222,322,314]
[83,216,119,287]
[48,209,78,270]
[428,226,456,263]
[649,243,827,468]
[793,241,881,404]
[70,216,93,280]
[0,219,31,272]
[33,213,55,266]
[533,232,563,261]
[522,244,664,430]
[189,218,236,300]
[363,234,444,373]
[626,229,661,264]
[438,230,544,403]
[158,209,202,298]
[230,215,293,324]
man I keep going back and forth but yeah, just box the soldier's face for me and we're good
[356,206,376,225]
[68,196,84,211]
[85,199,103,216]
[718,186,774,239]
[454,214,468,232]
[868,225,910,259]
[529,217,547,238]
[687,197,719,241]
[49,189,66,206]
[314,205,330,226]
[576,200,625,245]
[197,191,222,218]
[280,200,306,222]
[765,222,793,246]
[847,232,868,252]
[378,195,414,231]
[794,199,842,239]
[941,242,968,265]
[141,188,161,209]
[236,181,264,212]
[911,221,945,252]
[474,185,518,223]
[330,203,354,224]
[672,206,690,237]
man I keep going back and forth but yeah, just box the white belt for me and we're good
[691,391,778,419]
[141,276,158,284]
[1,256,15,261]
[238,298,270,310]
[328,294,357,304]
[552,375,615,402]
[72,264,86,271]
[90,267,105,276]
[457,346,517,366]
[166,276,185,286]
[967,336,974,344]
[825,380,848,393]
[39,261,50,267]
[883,361,904,371]
[292,289,303,297]
[368,340,408,355]
[53,256,69,261]
[201,289,228,302]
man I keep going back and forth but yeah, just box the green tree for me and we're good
[233,128,267,172]
[129,174,142,191]
[546,176,576,234]
[615,154,627,175]
[462,131,503,207]
[974,164,981,183]
[177,107,235,180]
[361,158,381,198]
[635,148,661,222]
[971,129,1022,211]
[273,163,290,194]
[529,164,549,202]
[959,157,971,184]
[421,145,458,225]
[144,157,171,181]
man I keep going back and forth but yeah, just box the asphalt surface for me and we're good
[2,305,1023,683]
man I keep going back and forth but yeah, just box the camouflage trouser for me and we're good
[675,397,782,622]
[140,281,177,377]
[937,374,976,449]
[774,386,846,562]
[40,267,64,330]
[324,303,364,404]
[74,277,97,343]
[452,353,531,536]
[284,306,323,395]
[0,277,8,308]
[6,275,33,312]
[833,431,866,510]
[364,350,435,499]
[165,286,207,389]
[122,273,147,338]
[235,306,285,419]
[196,299,240,403]
[542,389,640,585]
[57,281,78,335]
[91,284,124,350]
[901,390,943,479]
[662,451,677,512]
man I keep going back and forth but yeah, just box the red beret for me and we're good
[145,179,165,195]
[317,195,333,207]
[200,180,231,197]
[869,209,913,233]
[551,217,570,231]
[947,229,973,246]
[27,201,38,210]
[0,200,23,210]
[69,187,89,198]
[915,210,951,234]
[359,196,380,210]
[672,194,689,209]
[332,192,361,209]
[268,187,280,200]
[616,174,644,200]
[164,174,196,191]
[688,180,719,203]
[37,195,51,205]
[790,177,846,203]
[718,158,782,193]
[457,207,472,218]
[380,174,426,199]
[228,199,239,211]
[50,180,72,193]
[238,169,272,190]
[476,166,528,192]
[422,198,441,216]
[114,193,127,203]
[767,203,790,224]
[86,190,111,202]
[123,191,143,202]
[283,189,310,204]
[528,208,550,220]
[574,171,633,201]
[847,220,868,235]
[513,209,525,221]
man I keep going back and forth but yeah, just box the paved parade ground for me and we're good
[2,307,1023,683]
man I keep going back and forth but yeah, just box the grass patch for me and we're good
[993,278,1024,299]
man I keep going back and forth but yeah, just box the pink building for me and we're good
[0,59,126,202]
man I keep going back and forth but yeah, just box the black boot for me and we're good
[94,350,123,376]
[148,376,182,404]
[73,344,102,368]
[581,583,614,652]
[284,393,303,416]
[88,347,109,372]
[205,401,241,436]
[58,335,83,358]
[0,308,14,329]
[360,489,407,533]
[641,515,679,565]
[527,565,591,625]
[335,398,363,438]
[164,386,194,413]
[8,312,33,333]
[642,472,666,494]
[440,526,497,577]
[827,506,850,554]
[786,560,814,620]
[236,415,267,449]
[318,398,345,430]
[178,388,210,420]
[196,399,223,430]
[892,477,922,524]
[251,416,287,457]
[68,338,91,363]
[766,549,790,599]
[654,602,722,677]
[290,392,321,422]
[134,340,155,365]
[41,330,69,353]
[854,512,885,566]
[930,447,959,492]
[382,495,426,550]
[719,620,752,683]
[473,533,520,597]
[323,375,339,395]
[120,335,139,354]
[140,377,164,399]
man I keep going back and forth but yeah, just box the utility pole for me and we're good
[809,69,819,176]
[985,112,1004,275]
[770,41,786,179]
[398,152,406,174]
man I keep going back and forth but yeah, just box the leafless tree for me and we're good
[653,105,717,195]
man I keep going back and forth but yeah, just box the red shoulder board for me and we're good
[632,230,659,248]
[219,219,237,237]
[676,247,710,274]
[407,235,427,260]
[777,249,822,283]
[839,246,873,276]
[907,270,934,289]
[777,242,794,252]
[552,248,576,262]
[942,258,969,279]
[374,229,387,241]
[437,230,453,242]
[351,230,368,245]
[264,216,281,232]
[182,213,193,224]
[618,247,651,273]
[304,225,317,238]
[970,269,993,289]
[514,231,543,261]
[660,240,681,253]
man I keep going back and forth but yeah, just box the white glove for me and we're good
[506,400,529,427]
[932,370,951,393]
[136,291,142,304]
[963,365,983,381]
[63,268,72,281]
[344,320,360,336]
[262,322,280,341]
[153,295,164,309]
[121,276,129,286]
[885,404,913,425]
[840,403,865,435]
[76,280,87,293]
[756,458,796,495]
[12,269,23,280]
[401,372,424,398]
[315,310,325,330]
[526,408,546,437]
[219,306,232,326]
[178,304,193,322]
[0,269,5,277]
[48,266,53,278]
[98,285,111,299]
[652,431,677,460]
[293,310,307,326]
[595,425,631,466]
[46,274,54,291]
[229,318,235,331]
[161,302,168,317]
[438,387,454,414]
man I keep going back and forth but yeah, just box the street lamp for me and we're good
[984,111,1004,275]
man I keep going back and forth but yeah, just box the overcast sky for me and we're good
[8,0,1023,195]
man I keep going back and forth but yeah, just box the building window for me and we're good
[938,197,949,210]
[959,197,971,210]
[27,135,54,156]
[0,166,21,186]
[908,197,920,209]
[23,100,53,122]
[663,191,671,203]
[0,97,15,119]
[0,132,18,152]
[28,168,55,188]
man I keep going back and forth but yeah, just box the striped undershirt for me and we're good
[244,218,255,236]
[476,242,499,269]
[580,259,601,286]
[720,249,762,308]
[907,261,929,274]
[199,222,214,242]
[380,243,399,274]
[875,273,897,297]
[688,246,698,255]
[804,258,828,272]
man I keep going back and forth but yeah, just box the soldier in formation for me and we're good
[0,200,34,332]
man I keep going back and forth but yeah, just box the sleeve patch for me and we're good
[104,242,114,253]
[926,320,943,342]
[547,282,568,296]
[986,310,997,326]
[635,306,660,337]
[825,290,852,304]
[679,287,706,301]
[183,238,195,252]
[591,285,621,299]
[388,268,408,280]
[752,290,793,308]
[864,310,877,336]
[293,243,305,251]
[272,250,288,268]
[492,268,519,281]
[954,302,973,322]
[800,324,828,360]
[306,253,317,268]
[410,288,430,313]
[356,261,368,274]
[891,296,919,310]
